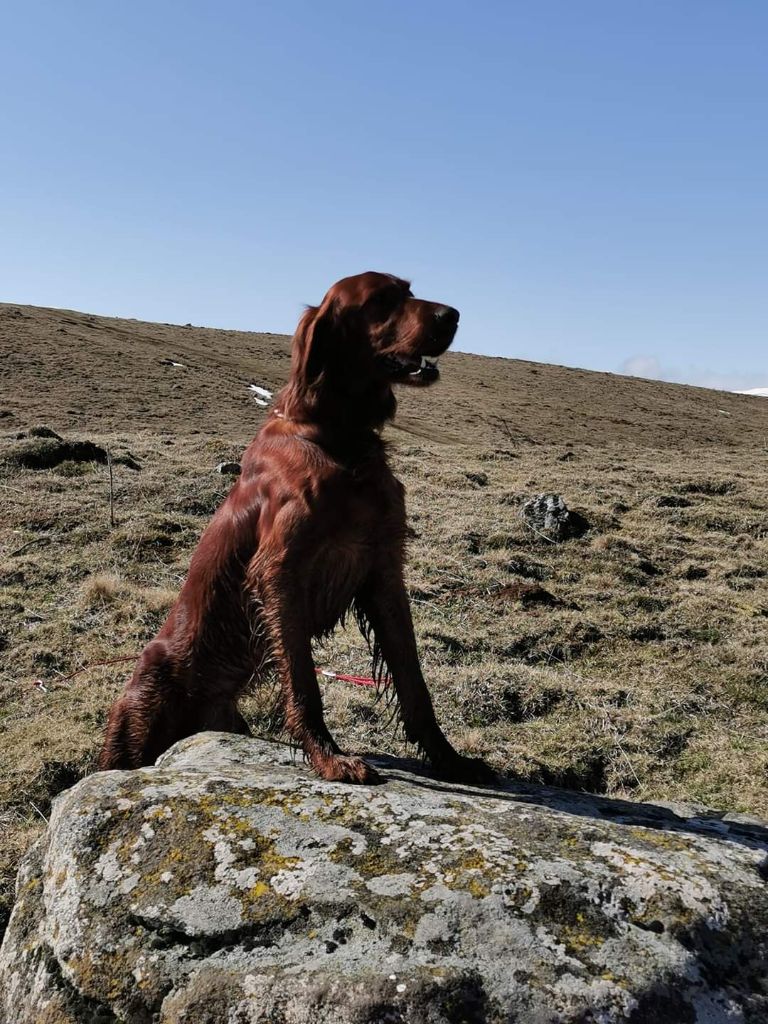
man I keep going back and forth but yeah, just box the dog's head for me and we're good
[290,272,460,403]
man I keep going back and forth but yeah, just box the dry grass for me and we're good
[2,300,768,938]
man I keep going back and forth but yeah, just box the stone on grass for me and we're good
[492,582,562,607]
[0,734,766,1023]
[216,461,242,476]
[2,436,141,472]
[519,493,589,541]
[29,425,63,440]
[657,495,693,509]
[682,564,709,581]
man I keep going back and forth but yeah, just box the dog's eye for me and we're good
[365,291,400,322]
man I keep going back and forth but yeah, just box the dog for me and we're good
[98,271,493,784]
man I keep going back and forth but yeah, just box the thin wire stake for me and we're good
[29,801,49,823]
[106,447,115,527]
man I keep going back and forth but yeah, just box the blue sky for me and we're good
[2,1,766,390]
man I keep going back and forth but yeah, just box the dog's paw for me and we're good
[314,753,382,785]
[435,753,498,786]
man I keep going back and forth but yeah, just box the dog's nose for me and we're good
[434,305,460,327]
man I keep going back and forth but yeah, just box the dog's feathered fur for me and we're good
[98,272,492,783]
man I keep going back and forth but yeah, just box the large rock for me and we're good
[1,734,767,1024]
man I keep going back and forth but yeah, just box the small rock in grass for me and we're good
[657,495,693,509]
[216,462,241,476]
[3,437,141,471]
[29,426,63,440]
[635,559,662,577]
[519,493,589,541]
[504,556,549,581]
[682,565,708,580]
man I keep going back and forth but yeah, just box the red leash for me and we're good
[34,654,138,691]
[316,668,380,688]
[33,656,380,691]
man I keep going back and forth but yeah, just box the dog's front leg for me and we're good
[259,575,380,784]
[358,571,495,784]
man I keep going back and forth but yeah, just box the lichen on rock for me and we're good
[1,732,767,1022]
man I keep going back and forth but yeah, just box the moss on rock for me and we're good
[1,733,767,1023]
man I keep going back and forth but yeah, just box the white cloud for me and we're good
[618,354,768,393]
[619,356,663,380]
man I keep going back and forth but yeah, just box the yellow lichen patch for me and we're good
[235,835,302,917]
[628,827,690,853]
[438,846,502,898]
[328,837,355,864]
[611,848,677,883]
[442,867,493,898]
[258,845,301,879]
[630,893,694,933]
[314,794,369,826]
[616,851,646,867]
[240,878,293,921]
[249,788,306,813]
[563,837,582,849]
[219,815,256,836]
[456,849,489,872]
[67,947,136,1003]
[465,876,491,899]
[143,805,172,821]
[202,785,306,817]
[338,844,403,879]
[560,922,606,957]
[246,880,270,901]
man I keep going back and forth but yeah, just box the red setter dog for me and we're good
[99,272,492,784]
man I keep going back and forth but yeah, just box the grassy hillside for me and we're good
[2,300,768,936]
[3,301,768,446]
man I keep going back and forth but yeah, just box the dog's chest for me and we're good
[305,473,404,633]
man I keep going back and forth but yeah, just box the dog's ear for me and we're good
[291,300,338,389]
